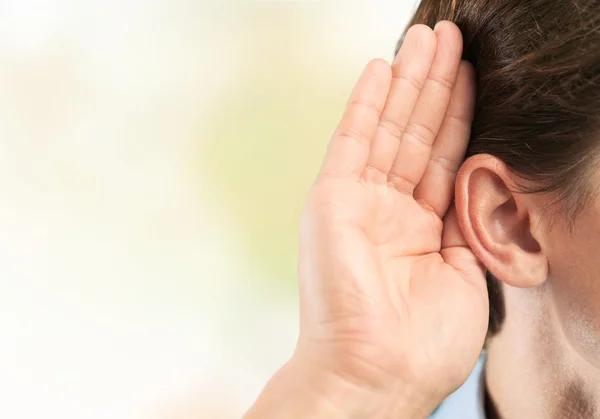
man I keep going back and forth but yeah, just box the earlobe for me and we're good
[454,154,548,288]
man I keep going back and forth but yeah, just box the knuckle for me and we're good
[378,117,406,139]
[415,198,443,220]
[393,72,424,92]
[446,113,469,125]
[428,72,455,91]
[334,127,372,147]
[430,155,460,174]
[388,173,416,194]
[405,121,436,147]
[348,97,384,115]
[363,165,388,184]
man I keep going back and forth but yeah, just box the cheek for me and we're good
[551,272,600,363]
[546,217,600,366]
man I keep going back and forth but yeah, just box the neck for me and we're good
[485,283,600,418]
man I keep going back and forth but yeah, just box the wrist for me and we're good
[244,355,438,419]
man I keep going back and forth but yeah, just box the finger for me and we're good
[388,21,463,193]
[363,25,437,182]
[441,204,486,284]
[413,61,476,218]
[320,59,392,179]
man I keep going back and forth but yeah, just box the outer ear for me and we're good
[454,154,548,288]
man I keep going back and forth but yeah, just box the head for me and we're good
[400,0,600,368]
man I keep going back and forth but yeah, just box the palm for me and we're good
[298,23,488,401]
[305,175,487,380]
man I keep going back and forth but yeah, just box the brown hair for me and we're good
[399,0,600,336]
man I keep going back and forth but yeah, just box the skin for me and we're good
[247,18,600,419]
[245,21,486,419]
[457,167,600,418]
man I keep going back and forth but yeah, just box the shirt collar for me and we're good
[430,353,487,419]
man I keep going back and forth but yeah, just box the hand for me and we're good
[246,21,488,419]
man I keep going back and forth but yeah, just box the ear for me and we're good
[454,154,548,288]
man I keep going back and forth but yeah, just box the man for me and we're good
[245,20,489,419]
[246,0,600,415]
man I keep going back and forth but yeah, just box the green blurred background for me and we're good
[0,1,416,417]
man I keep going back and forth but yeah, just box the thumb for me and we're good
[440,204,486,291]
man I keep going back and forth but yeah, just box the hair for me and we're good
[399,0,600,337]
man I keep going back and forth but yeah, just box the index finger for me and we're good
[319,59,391,179]
[388,21,464,193]
[413,60,476,218]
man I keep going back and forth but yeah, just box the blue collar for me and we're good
[429,354,487,419]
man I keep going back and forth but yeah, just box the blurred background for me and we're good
[0,1,416,417]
